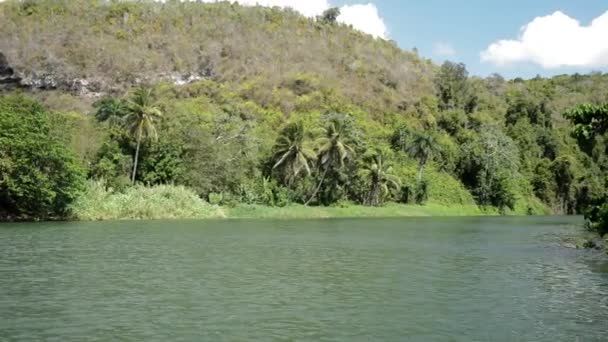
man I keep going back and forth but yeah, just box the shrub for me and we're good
[71,181,223,220]
[237,177,292,207]
[585,198,608,237]
[0,95,85,220]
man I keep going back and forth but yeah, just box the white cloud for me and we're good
[337,3,388,39]
[434,42,456,57]
[481,11,608,68]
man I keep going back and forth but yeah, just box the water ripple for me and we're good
[0,217,606,341]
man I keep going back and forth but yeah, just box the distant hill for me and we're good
[0,0,436,110]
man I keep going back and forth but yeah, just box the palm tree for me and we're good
[407,132,441,182]
[94,96,125,127]
[305,116,356,205]
[272,121,316,187]
[391,125,411,153]
[123,86,162,184]
[359,148,400,206]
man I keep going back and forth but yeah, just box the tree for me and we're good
[306,114,357,205]
[585,200,608,237]
[435,61,474,113]
[123,87,162,184]
[94,96,125,127]
[358,148,400,206]
[531,158,555,205]
[458,126,520,210]
[0,95,85,220]
[407,132,441,182]
[550,156,576,214]
[564,103,608,154]
[271,121,315,187]
[90,139,133,190]
[318,7,340,24]
[564,104,608,230]
[505,89,552,128]
[391,125,412,153]
[564,103,608,137]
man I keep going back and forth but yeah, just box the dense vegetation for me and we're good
[0,95,84,220]
[0,0,607,221]
[564,104,608,236]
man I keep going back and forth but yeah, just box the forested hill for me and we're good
[0,0,434,106]
[1,0,608,220]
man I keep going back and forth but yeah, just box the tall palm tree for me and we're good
[123,86,163,184]
[305,116,356,205]
[359,148,400,206]
[407,132,441,182]
[272,121,315,187]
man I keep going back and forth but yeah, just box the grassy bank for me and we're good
[68,181,562,221]
[70,182,501,221]
[70,181,225,221]
[226,203,495,220]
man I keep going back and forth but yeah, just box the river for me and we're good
[0,216,607,341]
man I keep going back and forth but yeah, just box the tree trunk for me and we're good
[305,168,328,206]
[369,182,380,207]
[417,161,424,183]
[131,130,142,184]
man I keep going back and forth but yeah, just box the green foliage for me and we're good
[436,62,476,113]
[391,159,475,206]
[0,94,85,220]
[318,7,340,25]
[458,126,520,210]
[227,202,486,219]
[564,103,608,140]
[3,1,608,219]
[237,177,292,207]
[71,180,223,221]
[505,90,551,127]
[406,131,442,182]
[271,121,315,187]
[90,139,132,190]
[531,158,555,204]
[584,197,608,237]
[550,155,576,214]
[307,113,360,205]
[94,96,125,126]
[358,148,400,206]
[123,86,163,183]
[414,180,429,204]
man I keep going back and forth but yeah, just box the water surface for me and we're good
[1,216,607,341]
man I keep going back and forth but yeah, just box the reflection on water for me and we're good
[0,216,606,341]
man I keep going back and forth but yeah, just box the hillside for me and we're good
[1,0,608,220]
[0,0,435,112]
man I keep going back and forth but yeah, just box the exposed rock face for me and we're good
[0,52,21,89]
[0,51,209,97]
[0,51,104,95]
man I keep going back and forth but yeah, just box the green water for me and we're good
[1,217,607,341]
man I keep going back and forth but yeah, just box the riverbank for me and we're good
[72,201,500,222]
[66,181,498,221]
[225,203,494,220]
[561,229,608,252]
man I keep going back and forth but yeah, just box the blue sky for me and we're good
[336,0,608,78]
